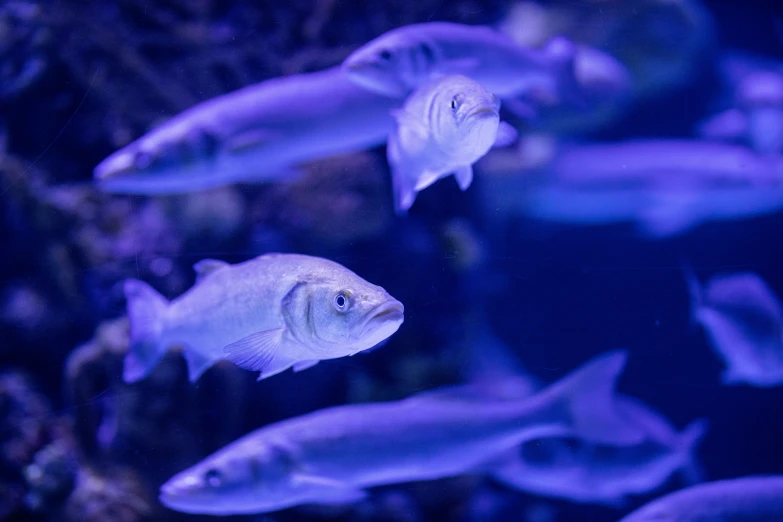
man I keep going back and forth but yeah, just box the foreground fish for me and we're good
[123,253,403,383]
[342,22,578,101]
[388,74,516,213]
[94,67,402,194]
[686,269,783,387]
[618,475,783,521]
[478,139,783,238]
[489,396,707,506]
[159,351,644,515]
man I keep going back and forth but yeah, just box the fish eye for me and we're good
[333,292,351,312]
[204,468,222,488]
[379,49,392,61]
[450,94,463,111]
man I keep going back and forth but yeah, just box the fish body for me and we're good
[94,67,402,194]
[478,139,783,238]
[342,22,578,101]
[159,351,645,515]
[123,253,404,383]
[686,270,783,386]
[618,476,783,521]
[388,74,516,213]
[488,395,707,506]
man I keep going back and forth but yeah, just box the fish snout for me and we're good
[361,299,405,334]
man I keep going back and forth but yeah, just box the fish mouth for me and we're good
[467,107,499,120]
[361,299,404,334]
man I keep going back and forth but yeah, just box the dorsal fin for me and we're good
[193,259,230,283]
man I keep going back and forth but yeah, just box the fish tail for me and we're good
[681,259,703,332]
[123,279,170,383]
[676,419,709,485]
[546,350,644,445]
[541,36,582,107]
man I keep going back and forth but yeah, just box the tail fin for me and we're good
[541,36,583,108]
[123,279,169,383]
[676,419,709,485]
[682,260,704,332]
[544,350,644,446]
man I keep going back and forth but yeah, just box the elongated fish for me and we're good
[488,396,707,506]
[94,67,402,195]
[618,476,783,521]
[342,22,578,101]
[686,269,783,387]
[122,253,403,383]
[478,139,783,238]
[388,74,517,213]
[158,351,644,515]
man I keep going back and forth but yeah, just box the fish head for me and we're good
[342,29,441,98]
[159,441,302,515]
[94,122,221,193]
[283,270,404,357]
[430,75,500,160]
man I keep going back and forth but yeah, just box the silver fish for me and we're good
[122,253,404,383]
[342,22,578,101]
[158,351,644,515]
[488,396,707,506]
[478,139,783,238]
[94,67,402,195]
[618,475,783,522]
[686,269,783,387]
[388,74,517,213]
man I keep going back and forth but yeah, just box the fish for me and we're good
[93,67,403,195]
[698,52,783,155]
[431,325,708,506]
[122,253,404,383]
[617,475,783,521]
[341,22,579,103]
[158,351,645,515]
[388,74,517,213]
[477,139,783,238]
[487,396,708,506]
[685,269,783,387]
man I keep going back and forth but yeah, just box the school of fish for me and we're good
[88,15,783,522]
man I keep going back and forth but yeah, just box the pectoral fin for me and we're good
[388,132,418,215]
[493,122,518,148]
[292,473,367,505]
[453,165,473,191]
[223,329,294,380]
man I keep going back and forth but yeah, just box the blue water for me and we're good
[1,1,783,521]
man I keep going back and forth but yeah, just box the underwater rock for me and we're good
[60,467,154,522]
[0,2,49,100]
[0,371,69,518]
